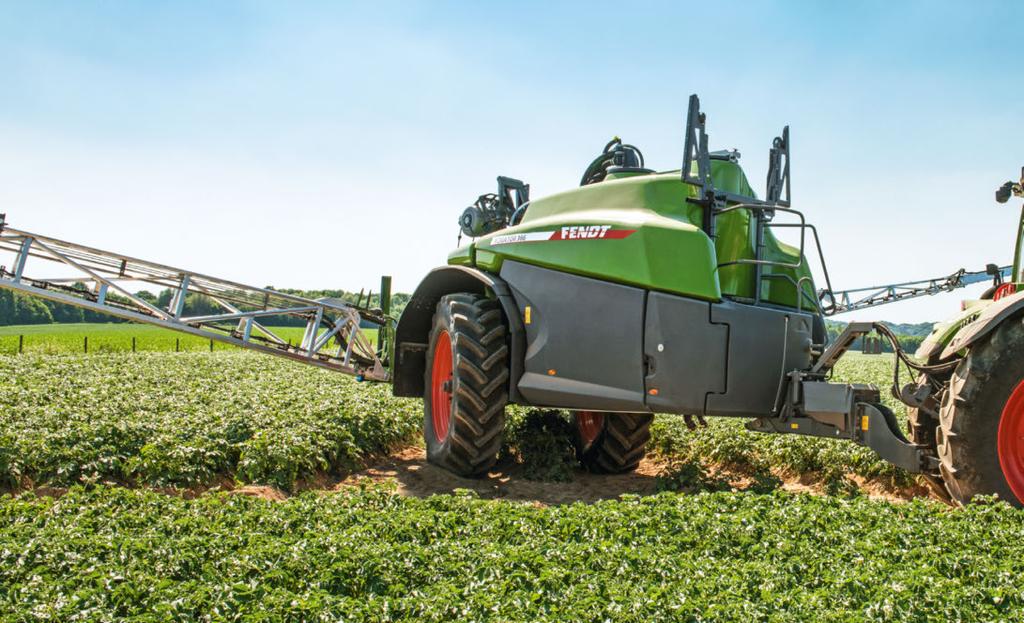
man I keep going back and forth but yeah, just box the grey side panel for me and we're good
[500,261,647,411]
[705,301,815,418]
[643,293,727,414]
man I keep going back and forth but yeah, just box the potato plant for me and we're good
[2,485,1024,621]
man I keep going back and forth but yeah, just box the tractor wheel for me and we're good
[422,293,509,477]
[937,316,1024,506]
[571,411,653,474]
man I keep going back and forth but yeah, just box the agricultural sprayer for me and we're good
[2,95,1022,506]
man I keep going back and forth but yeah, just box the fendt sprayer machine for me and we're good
[2,95,1023,506]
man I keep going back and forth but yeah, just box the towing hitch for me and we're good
[747,380,933,473]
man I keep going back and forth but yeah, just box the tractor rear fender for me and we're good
[392,266,524,400]
[938,291,1024,360]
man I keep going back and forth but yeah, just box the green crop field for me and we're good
[0,347,906,493]
[3,339,1024,620]
[0,352,418,490]
[4,486,1024,620]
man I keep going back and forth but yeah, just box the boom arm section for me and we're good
[821,265,1012,315]
[0,216,389,381]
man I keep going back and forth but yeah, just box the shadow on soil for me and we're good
[331,446,939,506]
[339,447,664,505]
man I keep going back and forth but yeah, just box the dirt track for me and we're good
[337,447,663,505]
[18,446,937,505]
[325,447,935,506]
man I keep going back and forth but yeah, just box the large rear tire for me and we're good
[571,411,652,474]
[937,317,1024,506]
[423,294,509,477]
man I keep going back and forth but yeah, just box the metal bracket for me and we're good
[680,96,831,309]
[497,176,529,212]
[766,126,791,207]
[855,402,924,472]
[682,94,714,197]
[810,321,875,375]
[750,380,927,473]
[681,94,717,237]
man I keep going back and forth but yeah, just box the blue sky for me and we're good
[1,1,1022,322]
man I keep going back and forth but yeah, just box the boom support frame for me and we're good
[821,265,1012,315]
[0,216,389,381]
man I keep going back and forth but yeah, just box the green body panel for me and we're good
[451,160,817,309]
[917,301,991,358]
[447,245,474,266]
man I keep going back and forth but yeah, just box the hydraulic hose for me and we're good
[579,138,645,186]
[872,322,959,402]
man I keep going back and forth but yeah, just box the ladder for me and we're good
[0,215,390,381]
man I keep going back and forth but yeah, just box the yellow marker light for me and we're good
[524,306,532,324]
[861,415,870,431]
[790,423,799,430]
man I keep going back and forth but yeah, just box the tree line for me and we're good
[825,321,929,354]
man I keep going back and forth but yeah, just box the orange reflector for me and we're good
[648,388,659,396]
[547,369,557,376]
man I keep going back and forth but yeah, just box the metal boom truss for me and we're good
[0,215,389,381]
[821,265,1012,315]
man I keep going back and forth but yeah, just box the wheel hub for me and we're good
[997,379,1024,503]
[431,330,454,443]
[576,411,605,447]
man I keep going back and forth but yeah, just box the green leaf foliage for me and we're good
[2,485,1024,621]
[0,353,420,490]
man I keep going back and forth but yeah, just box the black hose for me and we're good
[872,322,959,402]
[579,138,645,186]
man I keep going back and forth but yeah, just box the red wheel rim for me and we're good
[576,411,605,446]
[994,283,1017,301]
[997,379,1024,503]
[430,330,453,443]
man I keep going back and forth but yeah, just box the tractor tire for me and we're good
[571,411,653,474]
[422,293,509,477]
[937,316,1024,507]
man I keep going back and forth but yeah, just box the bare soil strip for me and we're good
[335,447,938,506]
[11,446,940,505]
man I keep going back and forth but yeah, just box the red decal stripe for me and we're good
[602,229,637,239]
